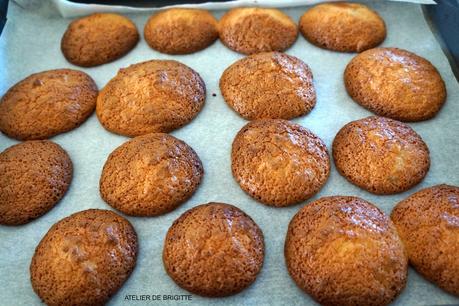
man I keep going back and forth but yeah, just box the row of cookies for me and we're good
[28,184,459,305]
[0,45,445,141]
[0,113,432,225]
[61,3,387,67]
[0,61,204,140]
[100,114,428,212]
[0,133,201,225]
[221,47,446,122]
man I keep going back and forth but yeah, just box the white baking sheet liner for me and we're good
[0,0,458,305]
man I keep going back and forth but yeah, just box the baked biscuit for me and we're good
[61,13,139,67]
[144,8,218,54]
[285,196,408,306]
[391,184,459,296]
[0,140,72,225]
[218,8,298,55]
[96,60,205,137]
[0,69,97,140]
[344,47,446,121]
[333,116,430,194]
[220,52,316,120]
[299,3,386,52]
[100,133,203,216]
[232,119,330,207]
[30,209,138,306]
[163,202,264,297]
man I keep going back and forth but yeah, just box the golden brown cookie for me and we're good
[0,141,72,226]
[100,133,203,216]
[299,3,386,52]
[332,116,430,195]
[344,47,447,121]
[232,119,330,207]
[0,69,98,140]
[96,60,205,137]
[61,13,139,67]
[30,209,138,306]
[218,8,298,55]
[285,196,408,306]
[163,202,264,297]
[220,52,316,120]
[391,184,459,297]
[144,8,218,54]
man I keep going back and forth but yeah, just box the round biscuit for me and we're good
[285,196,408,306]
[231,119,330,207]
[344,47,446,121]
[96,60,205,137]
[0,69,97,140]
[391,184,459,297]
[0,140,72,225]
[144,8,218,54]
[100,133,203,216]
[220,52,316,120]
[61,13,139,67]
[332,116,430,194]
[30,209,138,306]
[218,8,298,55]
[299,3,386,52]
[163,202,264,297]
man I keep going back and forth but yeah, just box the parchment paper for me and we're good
[0,1,458,305]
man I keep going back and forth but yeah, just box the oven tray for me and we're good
[0,1,458,305]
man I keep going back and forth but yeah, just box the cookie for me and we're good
[0,140,72,225]
[232,119,330,207]
[30,209,138,306]
[220,52,316,120]
[285,196,408,306]
[163,202,264,297]
[0,69,98,140]
[96,60,205,137]
[144,8,218,54]
[299,3,386,52]
[391,184,459,296]
[100,133,203,216]
[332,116,430,194]
[61,13,139,67]
[218,8,298,55]
[344,47,447,121]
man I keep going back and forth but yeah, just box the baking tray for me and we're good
[423,0,459,81]
[0,1,458,305]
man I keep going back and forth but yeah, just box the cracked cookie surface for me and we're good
[30,209,138,306]
[285,196,407,306]
[96,60,205,137]
[0,69,97,140]
[231,119,330,207]
[0,140,73,225]
[299,3,386,52]
[144,8,218,54]
[61,13,139,67]
[100,133,203,216]
[220,52,316,120]
[333,116,430,194]
[391,184,459,297]
[344,48,446,121]
[218,8,298,55]
[163,202,264,297]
